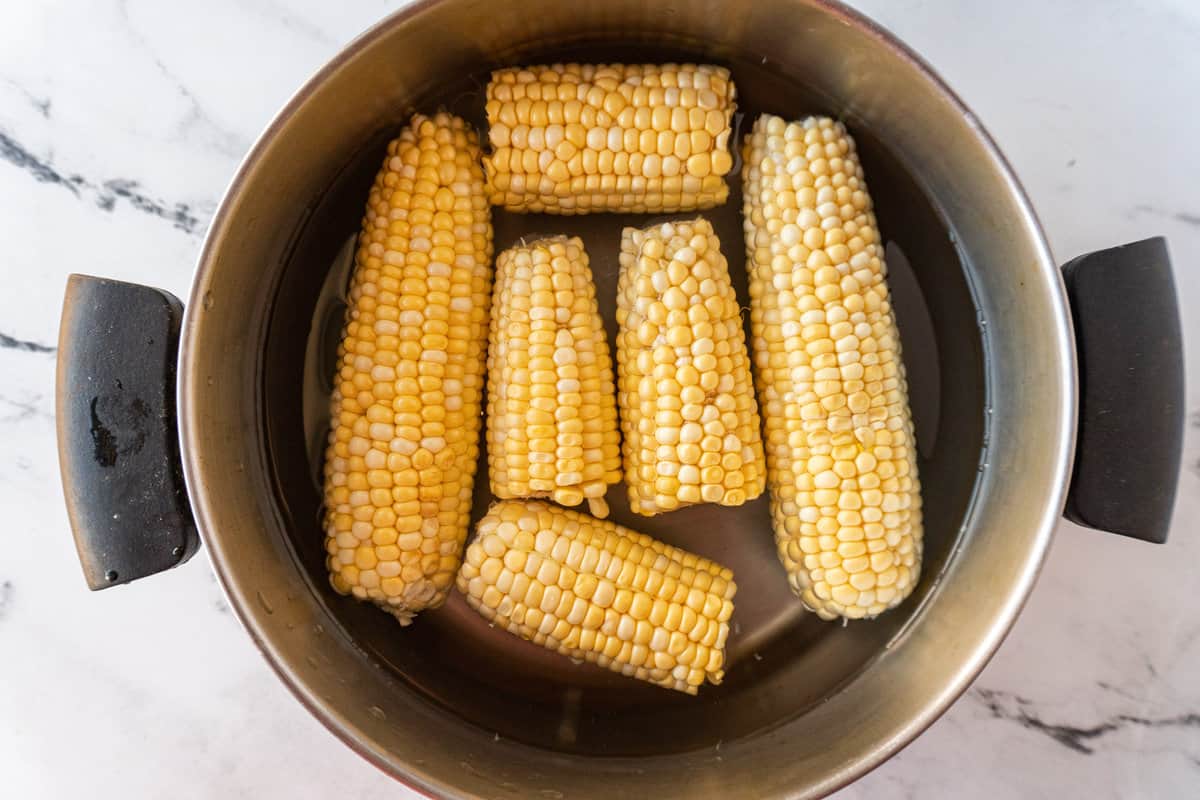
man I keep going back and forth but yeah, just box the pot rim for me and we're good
[178,0,1075,796]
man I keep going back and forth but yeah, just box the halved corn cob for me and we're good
[483,63,736,214]
[458,500,736,694]
[616,218,766,515]
[742,114,922,621]
[323,112,493,625]
[486,236,622,517]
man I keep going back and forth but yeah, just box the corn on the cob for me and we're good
[486,236,622,517]
[616,218,766,515]
[323,112,493,625]
[483,63,736,214]
[742,114,922,621]
[458,500,736,694]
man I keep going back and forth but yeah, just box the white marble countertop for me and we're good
[2,1,1197,797]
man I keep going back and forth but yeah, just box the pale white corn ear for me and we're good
[741,114,923,621]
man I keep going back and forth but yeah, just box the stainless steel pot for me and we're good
[55,1,1184,797]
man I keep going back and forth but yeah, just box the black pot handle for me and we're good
[1061,237,1184,544]
[56,274,199,589]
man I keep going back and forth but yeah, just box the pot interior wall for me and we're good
[259,40,985,757]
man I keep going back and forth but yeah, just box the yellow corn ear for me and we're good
[616,218,766,515]
[458,500,736,694]
[323,112,493,625]
[486,236,622,517]
[483,63,736,214]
